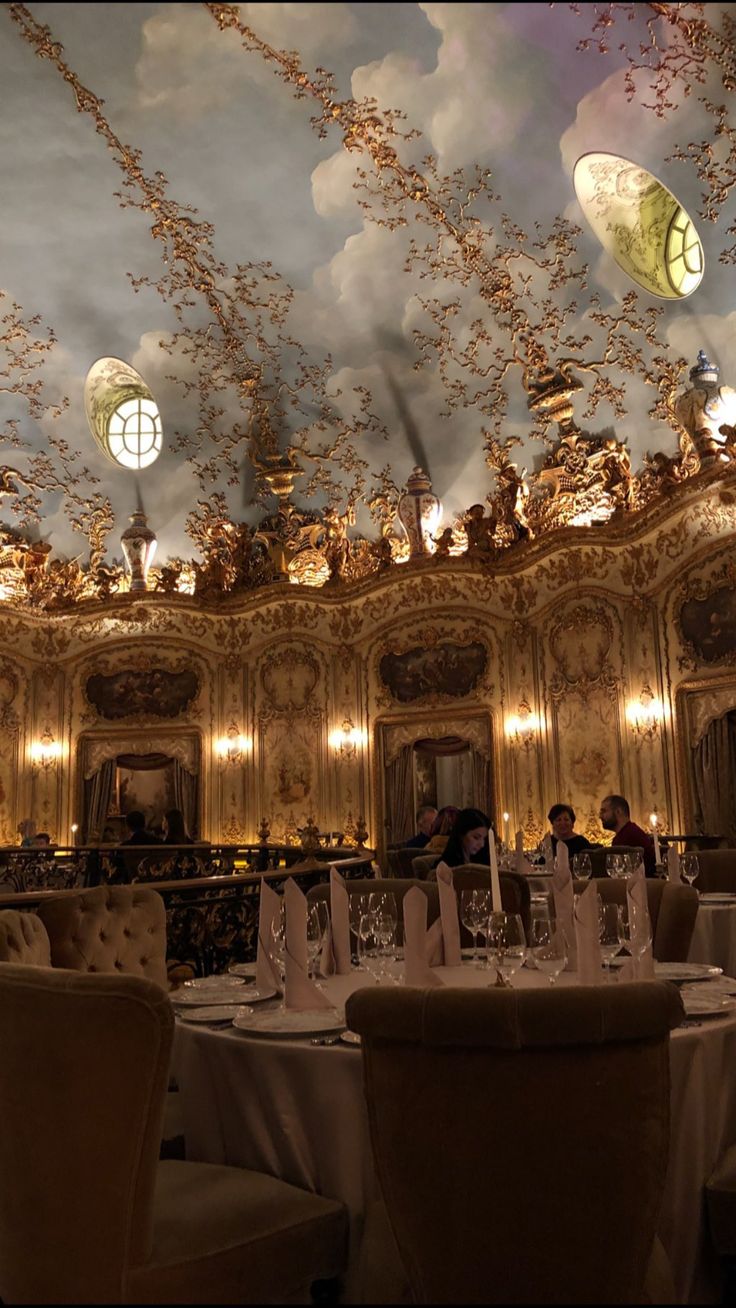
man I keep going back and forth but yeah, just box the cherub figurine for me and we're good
[464,503,497,558]
[433,526,454,558]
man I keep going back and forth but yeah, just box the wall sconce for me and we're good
[30,730,61,771]
[505,700,539,751]
[626,685,663,743]
[215,726,252,767]
[329,718,361,761]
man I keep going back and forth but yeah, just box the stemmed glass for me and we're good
[530,918,568,985]
[348,894,370,967]
[619,903,652,972]
[460,889,486,965]
[269,898,287,1008]
[306,901,329,983]
[487,912,527,986]
[606,851,628,879]
[681,853,700,890]
[573,852,592,881]
[358,912,384,983]
[598,902,623,977]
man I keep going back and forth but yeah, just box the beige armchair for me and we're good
[346,982,683,1305]
[576,878,698,962]
[37,884,168,991]
[0,963,347,1304]
[0,910,51,965]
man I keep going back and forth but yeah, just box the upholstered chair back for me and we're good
[307,877,439,945]
[0,910,51,966]
[691,848,736,892]
[429,864,532,941]
[37,885,168,991]
[411,853,441,880]
[576,878,698,962]
[389,847,427,878]
[0,963,172,1304]
[346,982,683,1305]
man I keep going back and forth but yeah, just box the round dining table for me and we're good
[689,896,736,979]
[173,963,736,1304]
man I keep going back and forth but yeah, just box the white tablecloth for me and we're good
[689,902,736,979]
[173,966,736,1304]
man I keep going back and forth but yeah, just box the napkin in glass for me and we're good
[284,878,334,1010]
[435,864,462,967]
[257,878,283,994]
[627,867,655,979]
[552,853,577,970]
[329,864,352,975]
[667,845,681,884]
[403,887,443,987]
[574,880,602,983]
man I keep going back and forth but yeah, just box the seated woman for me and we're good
[547,803,594,858]
[162,808,194,846]
[425,805,460,855]
[432,808,493,875]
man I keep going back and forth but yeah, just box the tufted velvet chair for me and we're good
[0,962,348,1304]
[691,848,736,893]
[347,982,683,1305]
[37,885,168,992]
[574,878,698,962]
[0,910,51,966]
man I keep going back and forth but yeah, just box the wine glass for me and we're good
[606,851,628,879]
[487,912,527,985]
[269,898,287,1006]
[306,902,329,982]
[598,902,623,975]
[573,852,592,881]
[460,889,484,965]
[619,903,652,971]
[348,894,370,966]
[357,912,383,983]
[681,853,700,890]
[530,918,568,985]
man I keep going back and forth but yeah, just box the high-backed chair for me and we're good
[0,963,348,1304]
[37,885,168,991]
[692,848,736,893]
[435,865,532,941]
[0,909,51,966]
[346,982,683,1305]
[307,877,439,945]
[388,847,426,879]
[575,878,698,962]
[411,853,441,880]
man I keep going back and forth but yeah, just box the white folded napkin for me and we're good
[555,840,570,877]
[284,878,334,1010]
[257,878,283,993]
[436,864,462,967]
[574,881,602,983]
[627,868,655,979]
[667,845,681,884]
[514,829,536,877]
[540,833,554,871]
[330,865,352,974]
[403,887,443,987]
[552,859,577,970]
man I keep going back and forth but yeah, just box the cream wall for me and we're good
[2,467,735,854]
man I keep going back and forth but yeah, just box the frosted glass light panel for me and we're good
[84,357,164,469]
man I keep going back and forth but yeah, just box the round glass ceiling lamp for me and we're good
[84,357,163,470]
[573,152,704,299]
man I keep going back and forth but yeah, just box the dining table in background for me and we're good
[689,896,736,979]
[172,965,736,1305]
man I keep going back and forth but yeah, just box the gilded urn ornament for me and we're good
[398,467,441,557]
[120,511,157,592]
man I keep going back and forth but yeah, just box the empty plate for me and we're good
[178,1005,252,1024]
[232,1007,345,1039]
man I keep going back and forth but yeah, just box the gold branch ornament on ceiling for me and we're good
[571,1,736,262]
[6,2,385,507]
[204,0,685,453]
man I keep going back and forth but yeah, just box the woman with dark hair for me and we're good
[425,805,460,855]
[162,808,194,845]
[547,803,593,858]
[434,808,493,871]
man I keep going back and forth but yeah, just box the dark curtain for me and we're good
[173,758,199,839]
[83,759,116,843]
[116,752,172,771]
[414,736,470,758]
[693,710,736,844]
[385,744,415,844]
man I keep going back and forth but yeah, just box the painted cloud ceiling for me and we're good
[1,1,735,569]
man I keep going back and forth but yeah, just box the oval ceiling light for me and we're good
[84,357,163,470]
[573,151,704,299]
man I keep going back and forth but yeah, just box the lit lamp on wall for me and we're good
[505,700,539,752]
[329,718,361,761]
[215,725,252,767]
[626,685,663,743]
[30,730,61,771]
[70,822,79,847]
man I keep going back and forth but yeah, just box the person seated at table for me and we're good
[30,832,53,849]
[547,804,595,859]
[432,808,493,875]
[403,805,438,849]
[599,793,657,876]
[16,818,36,848]
[162,808,194,846]
[425,805,460,855]
[119,810,164,847]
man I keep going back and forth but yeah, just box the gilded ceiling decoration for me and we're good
[0,3,735,612]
